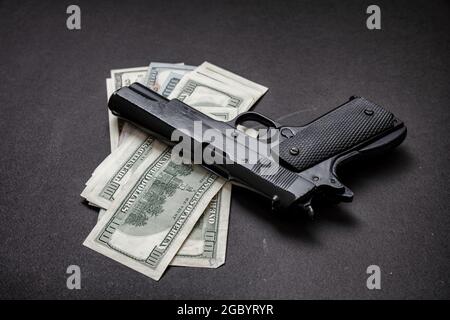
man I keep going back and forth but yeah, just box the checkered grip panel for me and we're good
[278,98,395,172]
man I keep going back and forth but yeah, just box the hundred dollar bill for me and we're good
[120,62,196,141]
[168,61,268,120]
[108,64,194,149]
[84,62,267,270]
[81,129,156,208]
[144,62,195,93]
[96,182,232,269]
[195,62,268,97]
[159,72,184,97]
[109,67,148,150]
[84,62,266,210]
[84,142,225,280]
[170,182,231,267]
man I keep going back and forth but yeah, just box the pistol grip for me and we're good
[278,97,406,203]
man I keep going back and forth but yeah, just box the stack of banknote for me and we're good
[81,62,268,280]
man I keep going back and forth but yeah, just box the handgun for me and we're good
[108,82,406,217]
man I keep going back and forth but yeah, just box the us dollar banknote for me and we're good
[109,67,148,151]
[82,62,197,207]
[170,182,231,268]
[84,142,226,280]
[144,62,195,93]
[84,63,193,213]
[81,130,156,209]
[159,72,185,97]
[169,61,268,120]
[83,62,267,275]
[109,63,197,149]
[83,62,267,211]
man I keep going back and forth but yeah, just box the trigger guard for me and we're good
[230,111,281,129]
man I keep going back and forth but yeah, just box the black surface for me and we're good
[0,0,449,299]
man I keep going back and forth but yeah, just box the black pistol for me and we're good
[108,83,406,217]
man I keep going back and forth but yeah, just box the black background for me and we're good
[0,0,448,299]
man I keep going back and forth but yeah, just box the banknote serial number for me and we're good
[177,304,274,317]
